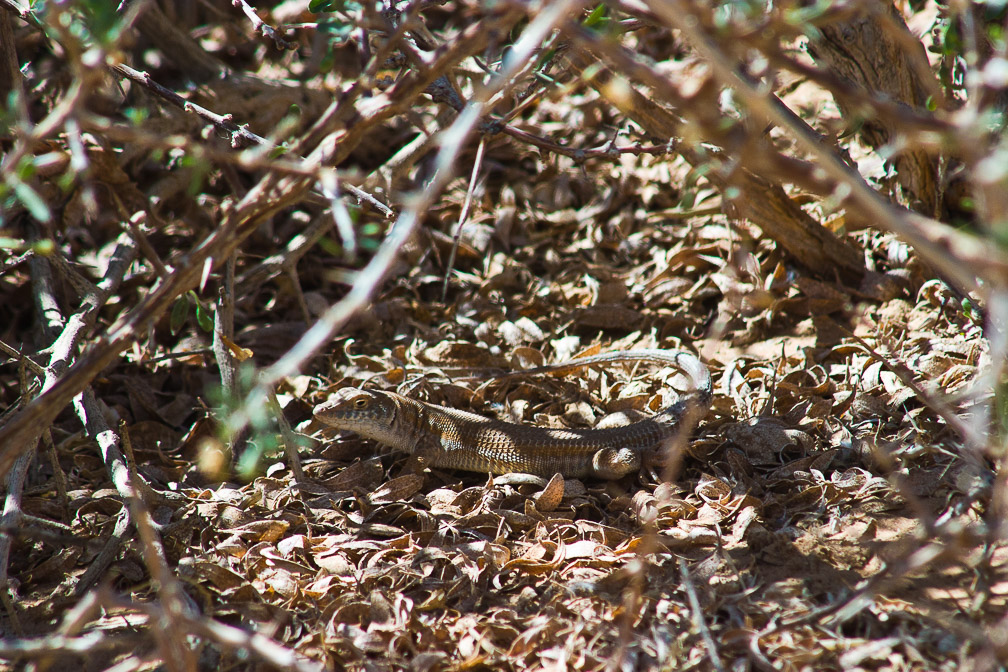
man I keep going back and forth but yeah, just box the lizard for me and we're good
[312,349,712,479]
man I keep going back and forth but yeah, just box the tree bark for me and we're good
[808,3,943,217]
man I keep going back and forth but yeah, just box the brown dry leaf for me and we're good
[313,550,355,577]
[794,276,851,314]
[219,332,253,361]
[497,317,545,345]
[326,460,385,491]
[728,505,760,545]
[226,520,291,543]
[573,305,643,330]
[939,363,976,392]
[421,341,508,368]
[367,475,424,505]
[533,473,565,512]
[216,535,248,558]
[725,417,815,465]
[503,541,562,575]
[859,270,908,302]
[195,560,246,591]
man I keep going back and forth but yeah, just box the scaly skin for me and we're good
[313,349,711,479]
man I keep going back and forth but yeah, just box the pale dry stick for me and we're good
[653,0,1003,295]
[983,291,1008,528]
[269,390,306,484]
[0,340,45,378]
[47,588,325,672]
[441,136,487,302]
[366,47,561,195]
[762,49,954,138]
[143,348,214,365]
[680,558,727,672]
[319,169,360,258]
[95,118,393,200]
[230,0,294,50]
[0,244,68,603]
[0,588,176,667]
[234,213,336,291]
[1,234,136,596]
[123,210,171,280]
[561,17,867,280]
[0,632,124,659]
[185,617,324,672]
[46,247,101,302]
[240,0,588,427]
[0,75,84,184]
[29,248,65,343]
[0,250,32,278]
[73,508,132,597]
[112,63,267,149]
[0,357,34,634]
[364,130,433,194]
[71,388,171,596]
[124,469,197,672]
[110,63,393,217]
[213,256,238,397]
[833,320,984,447]
[0,517,83,547]
[0,0,40,29]
[501,123,678,162]
[57,583,101,636]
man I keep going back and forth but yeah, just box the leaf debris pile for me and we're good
[0,2,1001,670]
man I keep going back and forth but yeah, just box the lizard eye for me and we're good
[354,397,368,408]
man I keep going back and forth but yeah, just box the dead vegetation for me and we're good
[0,0,1004,670]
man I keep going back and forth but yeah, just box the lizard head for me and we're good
[313,387,404,446]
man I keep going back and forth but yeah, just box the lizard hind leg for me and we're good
[591,448,640,479]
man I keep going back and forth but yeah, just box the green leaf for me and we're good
[310,0,362,13]
[236,444,263,479]
[11,178,51,222]
[170,295,189,335]
[195,299,214,333]
[962,298,983,325]
[32,239,54,255]
[318,236,342,256]
[124,107,148,125]
[583,3,608,30]
[317,18,355,40]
